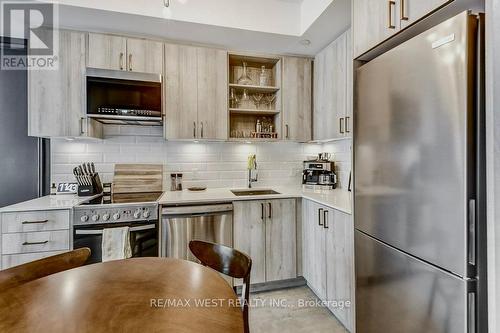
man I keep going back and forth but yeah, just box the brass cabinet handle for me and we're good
[23,240,49,246]
[401,0,409,20]
[200,122,204,138]
[193,121,196,138]
[268,203,272,219]
[286,124,289,139]
[261,203,265,220]
[318,208,324,226]
[128,54,133,71]
[22,220,49,225]
[119,52,124,70]
[323,210,329,229]
[388,1,396,29]
[345,116,350,133]
[339,118,345,134]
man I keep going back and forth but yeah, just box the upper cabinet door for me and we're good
[29,30,101,138]
[196,47,228,140]
[332,33,347,139]
[164,43,198,140]
[283,56,312,142]
[345,30,353,137]
[400,0,450,28]
[353,0,401,58]
[126,38,163,74]
[313,41,338,141]
[87,33,127,70]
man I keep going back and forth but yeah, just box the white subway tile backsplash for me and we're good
[50,127,352,190]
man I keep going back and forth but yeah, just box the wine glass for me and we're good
[264,94,277,110]
[251,93,264,109]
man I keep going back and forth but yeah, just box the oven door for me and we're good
[73,221,158,264]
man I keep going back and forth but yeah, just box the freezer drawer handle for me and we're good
[318,208,324,226]
[22,219,49,225]
[23,240,49,246]
[468,199,476,265]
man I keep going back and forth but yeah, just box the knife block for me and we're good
[78,174,103,197]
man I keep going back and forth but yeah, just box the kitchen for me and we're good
[0,0,497,332]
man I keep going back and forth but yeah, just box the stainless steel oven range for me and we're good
[73,192,162,264]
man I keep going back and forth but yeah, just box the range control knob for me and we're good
[133,210,141,219]
[92,214,100,222]
[80,215,89,223]
[113,213,120,221]
[102,214,110,221]
[143,210,150,219]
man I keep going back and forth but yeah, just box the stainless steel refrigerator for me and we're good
[0,38,50,207]
[354,12,487,333]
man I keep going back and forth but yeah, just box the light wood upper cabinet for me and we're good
[126,38,163,74]
[29,30,102,138]
[400,0,450,28]
[313,29,352,141]
[234,199,297,285]
[345,31,353,137]
[265,199,297,282]
[87,33,163,74]
[164,44,198,140]
[197,48,228,140]
[353,0,452,58]
[353,0,401,58]
[87,33,126,71]
[282,57,312,142]
[164,44,228,140]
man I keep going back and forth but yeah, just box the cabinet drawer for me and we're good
[2,250,66,269]
[2,230,70,255]
[1,210,70,233]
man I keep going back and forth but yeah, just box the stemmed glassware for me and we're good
[251,93,264,109]
[229,88,240,108]
[264,94,277,110]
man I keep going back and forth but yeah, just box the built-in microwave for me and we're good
[86,68,162,126]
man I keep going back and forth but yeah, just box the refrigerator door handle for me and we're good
[468,199,476,266]
[468,291,476,333]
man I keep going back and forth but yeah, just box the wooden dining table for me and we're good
[0,258,244,333]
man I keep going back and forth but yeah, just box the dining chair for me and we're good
[0,247,91,291]
[189,240,252,333]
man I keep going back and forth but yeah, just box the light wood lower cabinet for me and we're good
[302,199,354,331]
[0,209,71,270]
[233,199,296,286]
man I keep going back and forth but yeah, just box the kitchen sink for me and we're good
[231,189,280,196]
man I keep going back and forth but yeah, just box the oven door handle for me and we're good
[74,224,156,235]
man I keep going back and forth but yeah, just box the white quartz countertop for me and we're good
[0,187,352,215]
[159,186,352,215]
[0,194,101,213]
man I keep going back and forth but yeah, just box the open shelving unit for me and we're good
[228,53,282,140]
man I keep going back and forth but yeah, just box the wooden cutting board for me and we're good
[113,164,163,194]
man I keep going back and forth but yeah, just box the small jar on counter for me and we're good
[176,174,183,191]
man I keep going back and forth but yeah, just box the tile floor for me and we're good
[249,286,348,333]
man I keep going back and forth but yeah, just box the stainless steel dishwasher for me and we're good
[161,203,233,261]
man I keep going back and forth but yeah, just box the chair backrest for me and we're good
[189,240,252,333]
[0,248,91,291]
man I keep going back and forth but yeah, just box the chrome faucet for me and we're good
[248,154,258,188]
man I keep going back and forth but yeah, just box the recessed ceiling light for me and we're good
[300,39,311,46]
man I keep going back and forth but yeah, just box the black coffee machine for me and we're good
[302,159,337,189]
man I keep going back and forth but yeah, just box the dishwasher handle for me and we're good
[162,204,233,216]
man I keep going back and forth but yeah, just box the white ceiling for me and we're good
[41,0,351,56]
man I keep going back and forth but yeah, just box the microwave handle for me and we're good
[75,224,156,235]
